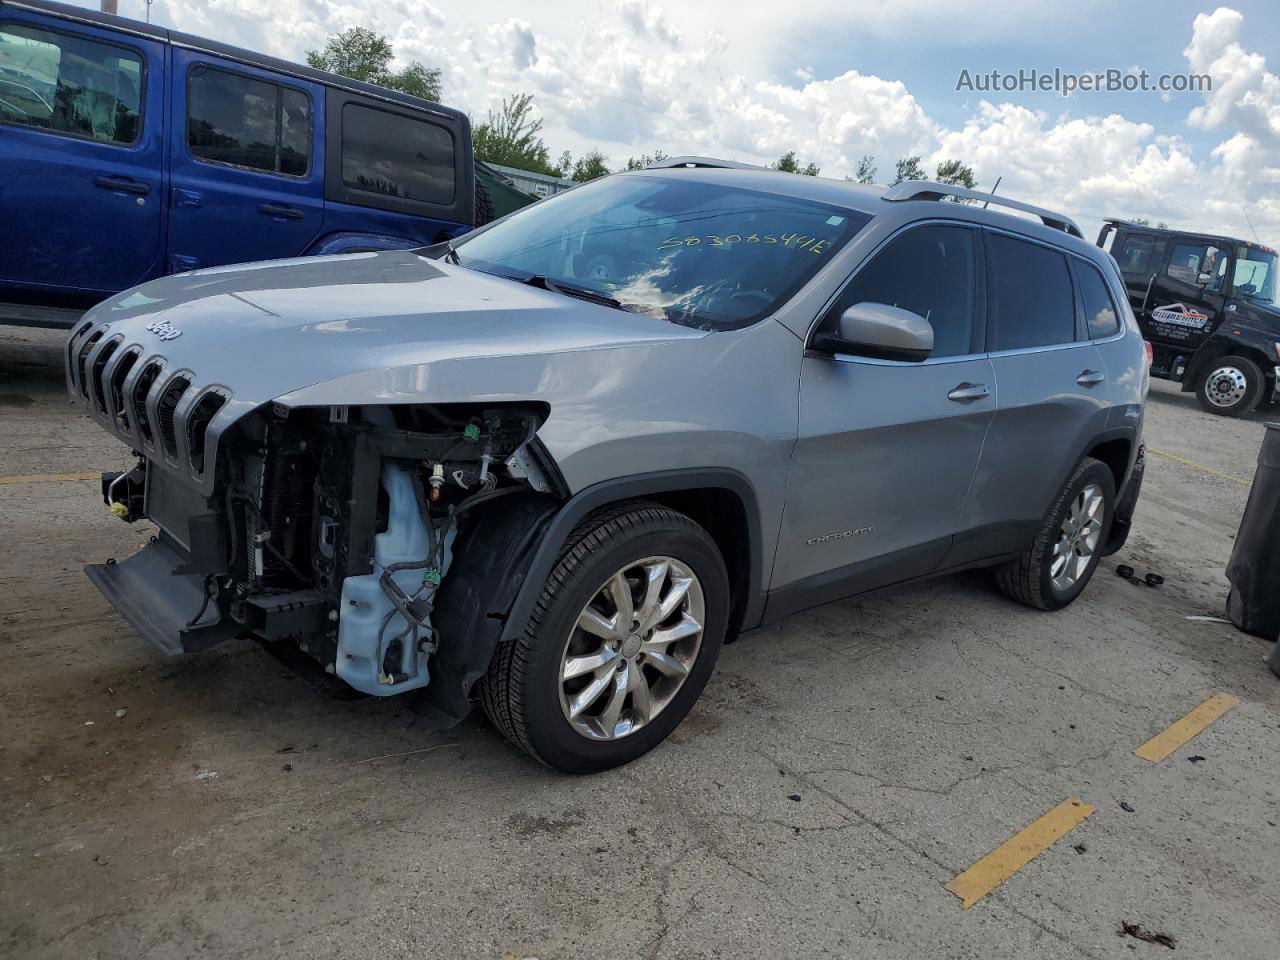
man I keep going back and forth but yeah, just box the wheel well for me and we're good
[1183,341,1274,393]
[1087,438,1131,492]
[645,488,752,641]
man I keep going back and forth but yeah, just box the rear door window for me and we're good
[986,233,1077,351]
[0,22,142,144]
[187,65,311,176]
[832,224,978,357]
[1073,261,1121,339]
[340,103,455,204]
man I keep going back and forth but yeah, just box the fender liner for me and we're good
[498,468,767,647]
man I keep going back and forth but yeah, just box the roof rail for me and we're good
[646,156,765,171]
[882,180,1083,239]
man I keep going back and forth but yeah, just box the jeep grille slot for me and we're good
[186,392,226,475]
[131,361,163,446]
[89,339,120,414]
[75,330,105,399]
[157,376,191,460]
[108,348,140,428]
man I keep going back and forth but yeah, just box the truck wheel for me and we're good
[1196,355,1263,416]
[994,457,1115,611]
[480,502,729,773]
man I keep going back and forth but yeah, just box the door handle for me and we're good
[1076,369,1106,387]
[258,202,303,220]
[947,382,990,403]
[94,175,150,196]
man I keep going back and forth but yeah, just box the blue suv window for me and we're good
[0,22,141,145]
[341,103,455,204]
[187,66,311,176]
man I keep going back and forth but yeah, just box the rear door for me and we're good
[0,14,164,294]
[1144,237,1231,352]
[167,50,323,272]
[951,230,1111,564]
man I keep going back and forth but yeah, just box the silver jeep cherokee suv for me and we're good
[67,158,1147,772]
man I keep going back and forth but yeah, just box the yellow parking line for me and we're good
[945,798,1095,909]
[0,472,100,485]
[1134,693,1240,763]
[1148,448,1251,487]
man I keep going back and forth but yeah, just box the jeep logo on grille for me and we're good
[145,319,182,341]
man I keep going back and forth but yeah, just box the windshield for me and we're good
[454,174,870,329]
[1233,246,1277,302]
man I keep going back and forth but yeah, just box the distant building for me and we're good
[485,162,576,199]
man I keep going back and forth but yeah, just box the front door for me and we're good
[0,14,165,294]
[167,50,324,273]
[1143,236,1231,352]
[769,223,994,616]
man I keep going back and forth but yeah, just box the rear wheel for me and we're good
[1195,355,1263,416]
[480,502,729,772]
[995,457,1115,610]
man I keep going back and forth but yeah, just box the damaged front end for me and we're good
[84,395,564,723]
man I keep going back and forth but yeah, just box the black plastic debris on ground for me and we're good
[1120,921,1176,950]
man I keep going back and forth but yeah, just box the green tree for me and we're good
[571,149,611,182]
[1131,217,1170,229]
[771,150,820,176]
[471,93,559,176]
[934,159,976,189]
[625,150,669,171]
[890,155,926,186]
[306,27,441,102]
[850,154,876,184]
[554,150,573,179]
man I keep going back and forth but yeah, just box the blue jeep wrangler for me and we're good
[0,0,479,327]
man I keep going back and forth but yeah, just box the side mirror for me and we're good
[811,302,934,362]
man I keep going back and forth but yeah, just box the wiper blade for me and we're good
[524,274,622,309]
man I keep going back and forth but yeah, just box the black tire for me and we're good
[1195,355,1263,417]
[479,501,729,773]
[474,179,495,227]
[995,457,1115,611]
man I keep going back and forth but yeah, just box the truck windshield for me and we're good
[454,174,869,330]
[1233,246,1277,302]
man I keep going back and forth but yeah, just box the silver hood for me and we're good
[66,250,707,494]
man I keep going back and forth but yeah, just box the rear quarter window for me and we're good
[1074,260,1121,339]
[986,233,1077,351]
[340,103,455,204]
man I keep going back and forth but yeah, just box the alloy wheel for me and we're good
[558,556,705,741]
[1050,482,1105,591]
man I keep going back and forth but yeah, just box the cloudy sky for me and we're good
[74,0,1280,243]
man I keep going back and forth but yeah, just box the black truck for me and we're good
[1098,219,1279,416]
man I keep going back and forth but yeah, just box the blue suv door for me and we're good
[167,49,324,272]
[0,13,165,294]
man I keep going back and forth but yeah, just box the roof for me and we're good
[2,0,466,123]
[1103,218,1274,254]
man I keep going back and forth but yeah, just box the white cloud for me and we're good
[93,0,1280,240]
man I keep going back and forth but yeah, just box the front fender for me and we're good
[304,232,424,256]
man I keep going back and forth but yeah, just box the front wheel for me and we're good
[1195,355,1263,416]
[480,502,729,773]
[995,457,1115,610]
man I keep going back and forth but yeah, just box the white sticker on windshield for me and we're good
[826,216,845,226]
